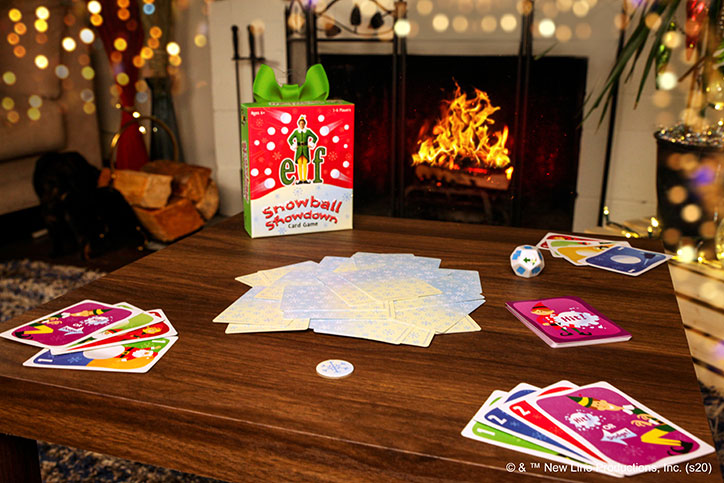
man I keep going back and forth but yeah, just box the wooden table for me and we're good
[0,215,719,482]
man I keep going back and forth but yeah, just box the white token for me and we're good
[316,359,354,379]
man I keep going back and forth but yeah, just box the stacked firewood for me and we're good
[99,160,218,242]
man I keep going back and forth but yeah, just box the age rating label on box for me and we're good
[241,101,354,238]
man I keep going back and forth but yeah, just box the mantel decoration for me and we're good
[592,0,724,265]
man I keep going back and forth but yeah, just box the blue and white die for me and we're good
[510,245,544,278]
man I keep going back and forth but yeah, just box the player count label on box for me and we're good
[241,100,354,238]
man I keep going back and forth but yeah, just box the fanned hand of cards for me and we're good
[536,232,672,276]
[214,252,485,346]
[462,380,714,477]
[1,300,178,373]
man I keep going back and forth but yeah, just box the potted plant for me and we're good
[590,0,724,256]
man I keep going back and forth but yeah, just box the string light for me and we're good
[79,28,95,43]
[87,1,102,15]
[9,9,22,22]
[34,55,49,69]
[166,41,180,56]
[62,37,76,51]
[36,6,50,19]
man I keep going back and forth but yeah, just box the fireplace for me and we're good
[322,54,587,230]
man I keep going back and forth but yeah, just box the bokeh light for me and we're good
[13,46,25,58]
[452,15,468,32]
[7,111,20,123]
[432,14,449,32]
[83,102,96,114]
[87,1,102,14]
[150,26,162,38]
[114,37,127,51]
[148,37,160,49]
[117,8,130,20]
[141,46,153,59]
[681,204,702,223]
[15,23,27,35]
[2,97,15,110]
[62,36,76,51]
[517,0,533,15]
[676,245,696,263]
[555,24,572,41]
[78,54,91,66]
[110,51,123,63]
[81,66,95,79]
[572,0,589,17]
[116,72,130,85]
[417,0,433,15]
[657,71,677,90]
[90,14,102,26]
[194,34,207,47]
[34,55,49,69]
[501,14,517,32]
[28,95,42,108]
[80,88,94,102]
[663,30,682,48]
[143,3,155,15]
[27,107,41,121]
[55,64,69,79]
[9,9,22,22]
[132,55,144,68]
[35,7,50,19]
[169,55,182,66]
[7,33,20,45]
[166,41,180,56]
[556,0,572,11]
[481,15,497,32]
[539,18,555,37]
[36,33,48,44]
[34,19,48,32]
[394,19,411,37]
[652,90,671,108]
[80,27,95,43]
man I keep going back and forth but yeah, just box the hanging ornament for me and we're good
[685,0,709,60]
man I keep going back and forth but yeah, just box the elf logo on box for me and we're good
[279,115,325,186]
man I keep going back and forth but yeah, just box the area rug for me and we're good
[0,259,226,483]
[2,259,724,479]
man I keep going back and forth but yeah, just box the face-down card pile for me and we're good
[215,252,485,346]
[462,380,714,477]
[1,300,177,373]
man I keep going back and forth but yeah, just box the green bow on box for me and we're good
[252,64,330,103]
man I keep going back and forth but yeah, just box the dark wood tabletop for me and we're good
[0,215,719,482]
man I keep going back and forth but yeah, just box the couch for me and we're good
[0,0,102,215]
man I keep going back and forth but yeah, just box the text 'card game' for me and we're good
[214,253,485,346]
[462,380,714,477]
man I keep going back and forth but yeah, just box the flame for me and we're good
[412,83,511,171]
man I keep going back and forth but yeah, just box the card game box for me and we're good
[240,100,354,238]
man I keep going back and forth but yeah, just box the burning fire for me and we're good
[412,83,511,173]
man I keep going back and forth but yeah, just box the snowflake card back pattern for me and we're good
[505,296,631,348]
[241,101,354,238]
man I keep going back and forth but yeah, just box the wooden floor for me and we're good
[670,261,724,394]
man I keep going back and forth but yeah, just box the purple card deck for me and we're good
[506,296,631,348]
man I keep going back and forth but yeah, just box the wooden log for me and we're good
[100,168,173,209]
[195,179,219,221]
[142,160,212,203]
[133,197,204,242]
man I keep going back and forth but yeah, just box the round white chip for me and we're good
[316,359,354,379]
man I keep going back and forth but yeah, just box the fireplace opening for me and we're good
[322,54,587,230]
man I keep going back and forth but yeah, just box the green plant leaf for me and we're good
[634,0,681,107]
